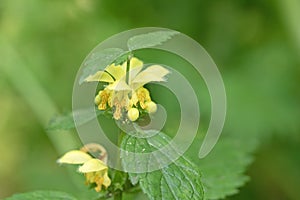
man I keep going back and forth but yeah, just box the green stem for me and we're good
[114,191,122,200]
[112,131,126,200]
[125,53,133,84]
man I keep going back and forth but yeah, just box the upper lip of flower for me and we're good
[84,57,170,92]
[78,158,108,173]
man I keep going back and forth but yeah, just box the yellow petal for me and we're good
[102,171,111,188]
[78,158,107,173]
[129,57,143,83]
[85,71,114,82]
[131,65,170,89]
[106,80,131,91]
[121,61,127,72]
[130,57,143,69]
[105,63,126,81]
[130,91,138,106]
[85,172,96,183]
[129,67,143,85]
[57,150,92,164]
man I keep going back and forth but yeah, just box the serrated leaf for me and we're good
[187,135,256,200]
[120,131,205,200]
[47,108,107,131]
[127,30,179,51]
[5,190,77,200]
[79,48,125,84]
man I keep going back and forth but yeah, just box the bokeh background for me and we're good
[0,0,300,199]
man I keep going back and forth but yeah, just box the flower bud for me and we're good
[94,95,101,105]
[127,108,139,121]
[145,101,157,113]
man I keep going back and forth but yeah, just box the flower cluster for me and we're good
[86,57,169,121]
[57,145,111,192]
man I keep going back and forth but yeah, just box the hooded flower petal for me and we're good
[85,71,114,83]
[78,158,108,173]
[57,150,92,164]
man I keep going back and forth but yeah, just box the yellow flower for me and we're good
[79,159,111,192]
[86,57,169,91]
[57,150,111,192]
[85,57,169,120]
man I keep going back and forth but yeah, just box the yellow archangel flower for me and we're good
[85,57,169,121]
[57,150,111,192]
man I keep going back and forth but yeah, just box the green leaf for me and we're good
[120,131,205,200]
[127,30,179,51]
[47,108,108,131]
[79,48,125,84]
[113,51,131,65]
[187,135,256,200]
[5,190,77,200]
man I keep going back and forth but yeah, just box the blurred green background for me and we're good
[0,0,300,199]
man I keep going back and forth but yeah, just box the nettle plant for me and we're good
[6,31,250,200]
